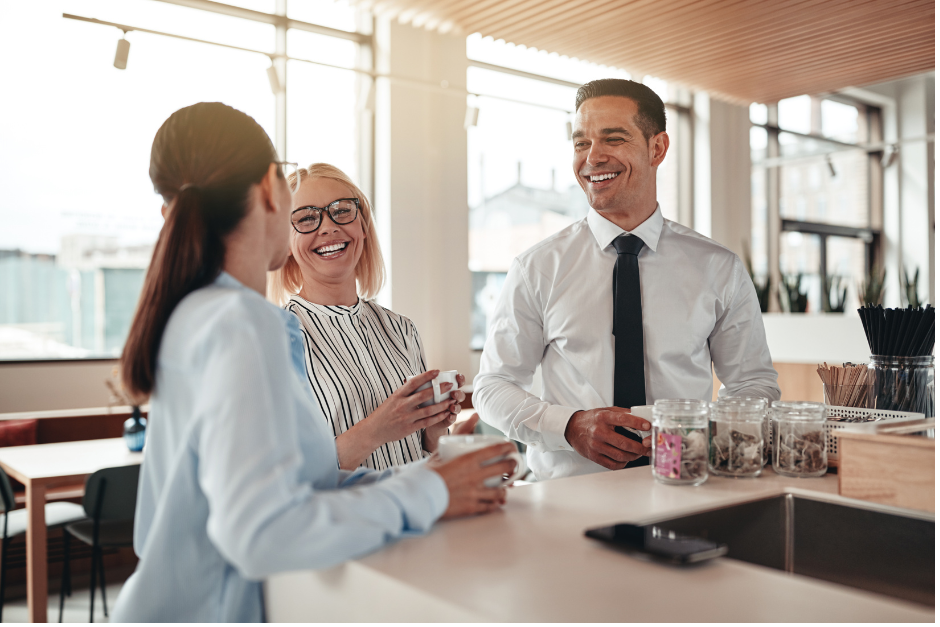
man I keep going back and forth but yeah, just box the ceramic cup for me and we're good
[437,434,526,487]
[407,370,459,408]
[628,404,654,438]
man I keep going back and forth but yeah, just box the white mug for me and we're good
[406,370,459,408]
[437,434,526,487]
[627,404,654,438]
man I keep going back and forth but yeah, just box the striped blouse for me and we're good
[286,295,429,470]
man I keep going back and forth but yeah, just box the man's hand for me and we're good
[564,408,653,470]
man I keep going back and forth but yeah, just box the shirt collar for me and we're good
[587,204,664,253]
[214,271,298,326]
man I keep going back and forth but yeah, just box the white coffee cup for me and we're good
[625,405,654,438]
[437,434,525,487]
[406,370,459,408]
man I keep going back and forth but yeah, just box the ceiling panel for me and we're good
[355,0,935,103]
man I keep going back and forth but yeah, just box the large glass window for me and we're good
[751,94,878,313]
[0,0,362,359]
[467,36,687,348]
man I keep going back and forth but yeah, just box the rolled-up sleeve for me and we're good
[195,311,448,582]
[709,258,781,402]
[474,259,578,452]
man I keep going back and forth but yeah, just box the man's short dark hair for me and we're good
[575,79,666,142]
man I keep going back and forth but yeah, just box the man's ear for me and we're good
[649,132,669,167]
[161,203,169,219]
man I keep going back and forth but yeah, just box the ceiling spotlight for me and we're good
[464,105,480,130]
[113,34,130,70]
[825,155,837,178]
[266,63,282,95]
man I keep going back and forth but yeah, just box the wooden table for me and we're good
[0,438,142,622]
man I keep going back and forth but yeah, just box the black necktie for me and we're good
[612,234,649,468]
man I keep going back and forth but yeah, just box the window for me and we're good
[467,36,688,348]
[750,95,879,313]
[0,0,363,359]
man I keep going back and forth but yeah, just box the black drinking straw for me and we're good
[858,307,872,351]
[896,309,912,355]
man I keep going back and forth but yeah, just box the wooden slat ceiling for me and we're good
[353,0,935,103]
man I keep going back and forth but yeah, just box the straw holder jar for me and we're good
[868,356,935,418]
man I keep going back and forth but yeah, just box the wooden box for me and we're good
[836,419,935,513]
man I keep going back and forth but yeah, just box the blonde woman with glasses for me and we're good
[270,163,477,471]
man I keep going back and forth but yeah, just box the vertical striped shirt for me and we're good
[286,295,429,470]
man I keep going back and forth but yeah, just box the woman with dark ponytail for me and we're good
[111,103,517,622]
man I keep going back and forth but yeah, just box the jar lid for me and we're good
[714,396,768,409]
[711,402,765,422]
[771,401,826,421]
[653,399,709,421]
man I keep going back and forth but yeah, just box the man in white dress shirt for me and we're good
[474,79,780,481]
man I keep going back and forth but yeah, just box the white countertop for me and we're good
[265,468,934,622]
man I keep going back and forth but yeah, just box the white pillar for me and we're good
[708,99,752,261]
[374,19,470,375]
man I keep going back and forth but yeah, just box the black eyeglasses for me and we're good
[291,198,360,234]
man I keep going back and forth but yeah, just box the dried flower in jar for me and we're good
[775,425,827,475]
[709,423,763,476]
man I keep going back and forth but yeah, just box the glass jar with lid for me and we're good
[771,401,827,478]
[715,396,771,466]
[709,398,766,478]
[651,399,709,486]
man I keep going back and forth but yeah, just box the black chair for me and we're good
[0,466,85,622]
[59,465,139,623]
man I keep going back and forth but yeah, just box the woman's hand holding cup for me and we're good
[363,370,455,448]
[422,372,468,452]
[429,439,520,519]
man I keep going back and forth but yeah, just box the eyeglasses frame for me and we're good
[275,161,300,194]
[290,197,361,234]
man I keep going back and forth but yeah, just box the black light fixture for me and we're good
[113,32,130,70]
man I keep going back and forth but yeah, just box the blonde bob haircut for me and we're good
[268,163,385,306]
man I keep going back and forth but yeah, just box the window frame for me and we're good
[753,97,884,312]
[1,0,371,363]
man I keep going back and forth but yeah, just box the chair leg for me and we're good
[0,536,9,624]
[59,532,71,623]
[97,550,108,618]
[88,547,97,623]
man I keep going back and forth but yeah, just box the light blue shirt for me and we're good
[112,273,449,622]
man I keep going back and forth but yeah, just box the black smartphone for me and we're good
[585,523,727,565]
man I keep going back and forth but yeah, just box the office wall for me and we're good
[0,360,116,413]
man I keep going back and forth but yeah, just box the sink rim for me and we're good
[628,485,935,527]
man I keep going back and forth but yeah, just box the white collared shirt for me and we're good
[474,206,780,481]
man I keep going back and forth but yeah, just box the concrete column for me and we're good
[708,99,752,262]
[374,19,470,375]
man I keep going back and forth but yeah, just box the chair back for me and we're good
[83,465,140,522]
[0,467,14,515]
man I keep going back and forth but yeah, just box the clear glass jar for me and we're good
[771,401,827,478]
[715,396,771,466]
[868,356,935,417]
[709,399,765,478]
[652,399,709,486]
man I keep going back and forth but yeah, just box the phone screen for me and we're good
[585,523,727,564]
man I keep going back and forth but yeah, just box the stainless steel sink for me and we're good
[651,494,934,606]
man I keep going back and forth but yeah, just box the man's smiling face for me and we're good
[572,95,667,215]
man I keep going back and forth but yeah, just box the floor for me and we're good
[2,581,125,623]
